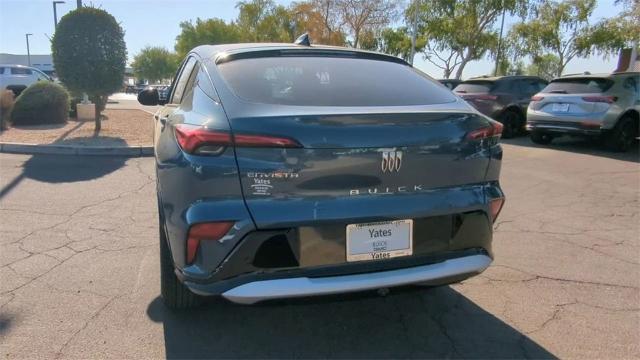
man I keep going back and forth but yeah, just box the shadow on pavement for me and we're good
[147,286,555,359]
[502,136,640,163]
[0,147,128,199]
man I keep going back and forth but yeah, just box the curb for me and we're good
[0,142,153,157]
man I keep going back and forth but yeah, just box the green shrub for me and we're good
[0,89,15,130]
[11,82,69,126]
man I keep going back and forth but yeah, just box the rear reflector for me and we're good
[581,96,617,104]
[463,94,498,101]
[489,198,505,223]
[175,124,302,154]
[186,222,234,264]
[466,120,504,140]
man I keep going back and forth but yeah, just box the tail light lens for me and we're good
[186,222,234,264]
[463,94,498,101]
[175,124,302,155]
[531,95,544,101]
[581,96,617,103]
[489,197,505,223]
[466,119,504,140]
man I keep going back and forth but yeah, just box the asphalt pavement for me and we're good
[0,137,638,359]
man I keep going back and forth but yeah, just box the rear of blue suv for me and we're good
[139,44,505,309]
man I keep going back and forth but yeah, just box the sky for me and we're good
[0,0,626,79]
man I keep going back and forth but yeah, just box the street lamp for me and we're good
[53,1,65,28]
[25,33,33,66]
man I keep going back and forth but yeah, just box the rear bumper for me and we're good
[526,120,602,136]
[218,254,491,304]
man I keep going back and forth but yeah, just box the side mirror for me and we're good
[138,87,160,106]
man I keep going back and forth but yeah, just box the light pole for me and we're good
[494,6,506,76]
[25,33,33,66]
[409,0,419,65]
[76,0,82,8]
[53,1,65,28]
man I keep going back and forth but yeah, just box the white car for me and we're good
[0,64,52,96]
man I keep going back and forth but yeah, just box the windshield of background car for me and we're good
[542,78,614,94]
[216,56,456,106]
[454,81,495,93]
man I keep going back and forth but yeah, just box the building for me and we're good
[0,53,55,75]
[0,53,135,81]
[614,47,640,72]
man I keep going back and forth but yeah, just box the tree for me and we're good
[336,0,399,48]
[52,7,126,132]
[175,18,243,58]
[131,47,179,84]
[290,0,346,45]
[236,0,295,42]
[415,0,529,79]
[362,27,426,62]
[525,54,561,80]
[585,0,639,57]
[509,0,629,77]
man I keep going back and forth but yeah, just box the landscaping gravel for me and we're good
[0,109,154,147]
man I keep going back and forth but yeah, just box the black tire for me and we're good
[605,116,638,152]
[159,217,201,310]
[6,85,27,97]
[499,110,522,139]
[530,132,553,145]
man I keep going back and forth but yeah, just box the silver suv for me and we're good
[526,72,640,151]
[0,64,52,96]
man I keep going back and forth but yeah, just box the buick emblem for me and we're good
[381,151,402,173]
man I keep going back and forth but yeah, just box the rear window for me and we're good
[454,81,495,93]
[542,78,613,94]
[216,56,456,106]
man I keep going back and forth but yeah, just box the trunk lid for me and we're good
[228,108,495,229]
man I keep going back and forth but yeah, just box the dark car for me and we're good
[137,42,505,309]
[455,75,548,138]
[438,78,462,90]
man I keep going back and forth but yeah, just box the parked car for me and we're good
[137,41,505,309]
[438,78,462,90]
[454,75,548,138]
[527,72,640,151]
[0,64,52,96]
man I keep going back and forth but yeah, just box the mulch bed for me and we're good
[0,109,154,147]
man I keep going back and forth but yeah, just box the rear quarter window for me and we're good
[10,67,32,75]
[454,81,495,93]
[543,78,613,94]
[216,56,456,106]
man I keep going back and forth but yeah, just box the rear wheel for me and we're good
[605,116,638,152]
[498,110,521,139]
[159,216,201,310]
[530,132,553,145]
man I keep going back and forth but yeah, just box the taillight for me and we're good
[234,134,302,148]
[186,222,234,264]
[476,94,498,101]
[466,120,504,140]
[581,96,617,103]
[489,197,505,223]
[174,124,302,155]
[463,94,497,101]
[531,95,544,101]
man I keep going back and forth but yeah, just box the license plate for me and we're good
[346,220,413,262]
[552,103,570,112]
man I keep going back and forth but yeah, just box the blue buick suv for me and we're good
[138,40,505,309]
